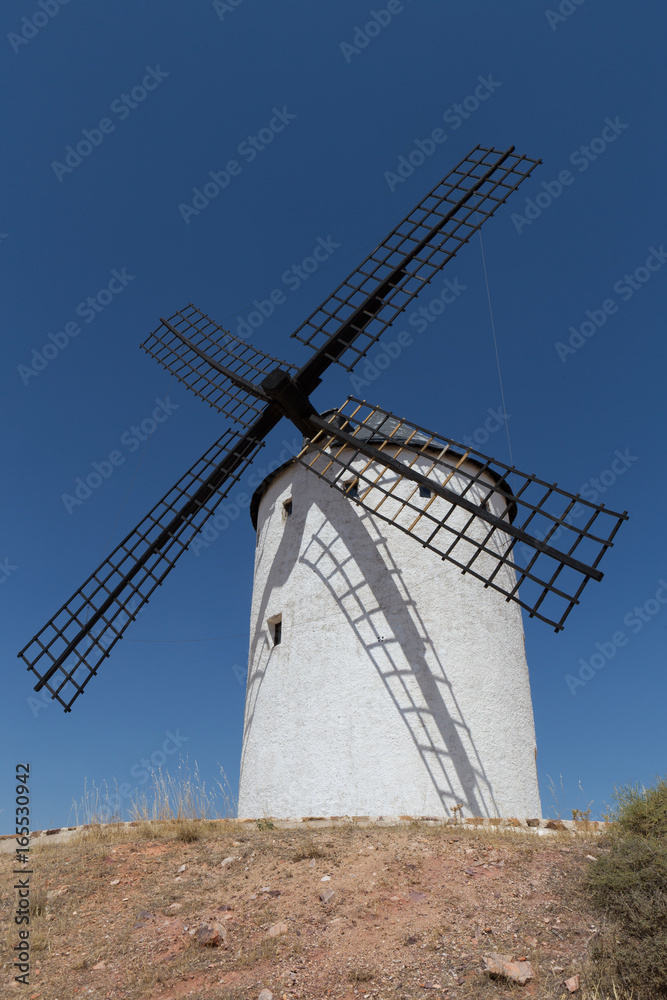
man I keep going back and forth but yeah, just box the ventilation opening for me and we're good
[343,478,359,499]
[268,614,282,646]
[282,498,292,518]
[419,485,432,498]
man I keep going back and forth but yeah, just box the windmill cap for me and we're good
[249,409,517,529]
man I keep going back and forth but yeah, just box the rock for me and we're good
[267,921,288,938]
[320,889,335,904]
[196,922,227,947]
[109,879,120,885]
[168,903,182,911]
[408,891,426,902]
[320,875,331,881]
[221,857,235,867]
[178,864,186,872]
[92,961,106,971]
[545,820,566,830]
[483,953,535,985]
[565,974,580,993]
[526,818,541,827]
[308,858,316,867]
[258,991,273,1000]
[585,855,598,861]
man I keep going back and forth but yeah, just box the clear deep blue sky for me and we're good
[2,0,666,829]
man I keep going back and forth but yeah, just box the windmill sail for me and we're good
[142,304,297,429]
[291,146,540,380]
[18,427,266,711]
[297,399,628,631]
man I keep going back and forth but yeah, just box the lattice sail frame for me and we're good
[297,399,628,631]
[18,430,265,711]
[291,146,540,373]
[142,303,297,429]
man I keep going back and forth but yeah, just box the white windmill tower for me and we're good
[238,409,542,820]
[19,147,627,823]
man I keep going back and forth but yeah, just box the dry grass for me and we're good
[69,758,238,846]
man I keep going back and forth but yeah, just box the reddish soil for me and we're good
[0,821,605,999]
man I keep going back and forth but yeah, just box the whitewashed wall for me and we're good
[238,447,542,819]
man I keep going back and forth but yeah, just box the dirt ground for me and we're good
[1,821,606,999]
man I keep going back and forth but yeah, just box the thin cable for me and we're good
[476,222,515,476]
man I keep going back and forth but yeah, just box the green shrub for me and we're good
[585,777,667,999]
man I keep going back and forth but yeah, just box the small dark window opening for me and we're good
[272,619,282,646]
[283,499,292,518]
[419,485,432,498]
[344,478,359,499]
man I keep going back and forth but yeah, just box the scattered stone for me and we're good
[178,864,186,872]
[320,889,335,904]
[483,953,535,985]
[408,891,426,902]
[260,886,272,892]
[196,922,227,947]
[308,859,316,867]
[545,820,566,830]
[168,903,182,911]
[258,991,273,1000]
[268,921,288,938]
[137,910,152,920]
[565,974,581,993]
[526,818,541,827]
[585,855,598,862]
[92,961,106,971]
[109,879,120,885]
[221,857,235,867]
[321,875,331,881]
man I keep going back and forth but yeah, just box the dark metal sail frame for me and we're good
[18,144,625,712]
[296,400,628,632]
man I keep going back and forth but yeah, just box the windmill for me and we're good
[19,146,627,819]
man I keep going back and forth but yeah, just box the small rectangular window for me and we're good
[419,485,432,498]
[268,615,282,646]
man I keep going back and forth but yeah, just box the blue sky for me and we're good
[2,0,666,829]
